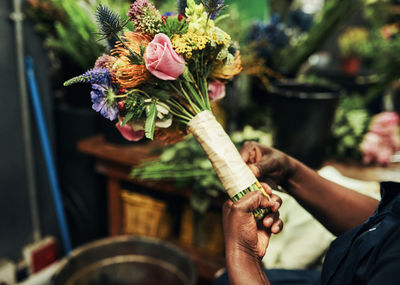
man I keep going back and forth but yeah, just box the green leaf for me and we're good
[142,85,171,100]
[145,102,157,140]
[121,112,134,126]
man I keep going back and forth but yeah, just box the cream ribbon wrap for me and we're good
[187,111,257,198]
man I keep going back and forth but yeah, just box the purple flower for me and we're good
[64,68,111,86]
[163,11,174,16]
[91,84,118,121]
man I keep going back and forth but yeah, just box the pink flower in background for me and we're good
[361,111,400,166]
[208,81,226,101]
[369,111,400,136]
[115,122,145,142]
[361,133,393,165]
[145,33,185,80]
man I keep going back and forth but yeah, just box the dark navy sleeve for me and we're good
[367,224,400,285]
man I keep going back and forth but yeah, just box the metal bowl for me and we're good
[52,236,196,285]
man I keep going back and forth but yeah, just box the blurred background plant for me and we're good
[328,94,371,161]
[338,27,371,76]
[25,0,130,70]
[245,0,362,88]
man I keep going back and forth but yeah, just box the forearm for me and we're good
[226,247,270,285]
[285,159,379,236]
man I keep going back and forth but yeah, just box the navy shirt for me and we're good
[322,182,400,285]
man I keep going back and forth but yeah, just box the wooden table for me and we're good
[324,160,400,183]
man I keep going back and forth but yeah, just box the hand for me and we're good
[240,141,296,187]
[223,187,283,260]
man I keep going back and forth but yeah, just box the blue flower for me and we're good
[288,9,313,32]
[163,11,174,16]
[90,84,119,121]
[248,22,267,42]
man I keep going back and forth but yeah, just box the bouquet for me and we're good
[64,0,269,219]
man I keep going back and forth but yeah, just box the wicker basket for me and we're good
[121,190,171,238]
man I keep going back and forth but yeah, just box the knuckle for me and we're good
[230,202,243,212]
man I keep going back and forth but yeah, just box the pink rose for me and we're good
[115,122,145,142]
[208,81,226,101]
[145,33,185,80]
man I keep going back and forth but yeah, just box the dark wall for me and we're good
[0,0,60,261]
[0,0,108,261]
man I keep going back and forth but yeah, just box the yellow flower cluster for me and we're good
[172,32,210,58]
[175,0,231,59]
[212,27,231,46]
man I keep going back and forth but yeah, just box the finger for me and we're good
[239,141,255,163]
[231,191,270,213]
[262,211,280,228]
[252,146,263,164]
[269,194,283,212]
[271,219,284,234]
[240,141,263,164]
[223,199,233,214]
[260,182,273,196]
[251,159,277,178]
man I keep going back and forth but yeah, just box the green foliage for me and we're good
[363,0,390,28]
[131,126,272,213]
[363,29,400,102]
[329,95,371,160]
[122,94,146,126]
[27,0,131,70]
[159,17,188,38]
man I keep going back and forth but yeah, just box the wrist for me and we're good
[226,245,268,285]
[225,243,261,264]
[280,156,300,192]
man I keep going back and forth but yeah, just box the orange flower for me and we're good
[210,51,243,80]
[111,32,152,88]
